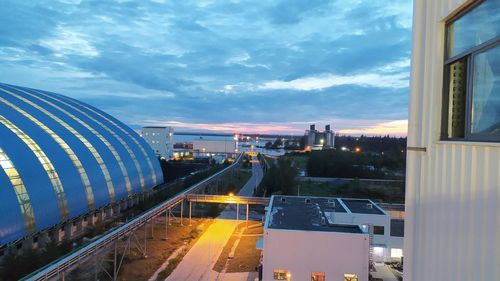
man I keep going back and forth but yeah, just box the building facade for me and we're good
[405,0,499,280]
[305,124,335,150]
[142,126,174,159]
[192,139,237,154]
[0,83,163,246]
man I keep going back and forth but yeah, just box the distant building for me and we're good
[192,139,237,154]
[305,124,334,150]
[262,196,403,281]
[405,0,499,280]
[141,126,174,159]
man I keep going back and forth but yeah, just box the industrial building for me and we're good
[192,139,238,155]
[142,126,174,159]
[262,196,403,281]
[305,124,335,150]
[0,83,163,247]
[405,0,499,280]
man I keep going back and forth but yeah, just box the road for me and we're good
[165,156,264,281]
[219,157,264,220]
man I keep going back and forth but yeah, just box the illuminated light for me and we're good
[0,115,69,221]
[51,93,159,186]
[341,146,348,151]
[228,192,234,197]
[0,87,116,202]
[15,88,134,195]
[344,273,359,281]
[355,147,361,153]
[391,248,403,258]
[28,88,147,192]
[286,272,291,278]
[0,94,96,210]
[0,147,36,234]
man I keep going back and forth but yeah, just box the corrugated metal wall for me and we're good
[405,0,500,280]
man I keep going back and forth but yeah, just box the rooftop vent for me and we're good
[366,203,373,209]
[281,197,286,203]
[328,199,336,207]
[305,198,311,204]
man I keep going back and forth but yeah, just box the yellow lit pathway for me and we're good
[165,219,237,281]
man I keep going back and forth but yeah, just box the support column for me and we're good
[113,242,118,281]
[180,200,184,226]
[163,211,168,240]
[236,203,239,222]
[151,216,155,239]
[246,204,249,226]
[144,221,147,258]
[189,201,192,226]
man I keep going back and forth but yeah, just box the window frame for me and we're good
[441,0,500,142]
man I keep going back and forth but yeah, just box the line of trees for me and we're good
[255,157,297,196]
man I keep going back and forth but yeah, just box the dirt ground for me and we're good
[67,217,212,281]
[118,217,212,281]
[213,221,262,274]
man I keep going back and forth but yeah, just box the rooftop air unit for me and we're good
[366,203,373,209]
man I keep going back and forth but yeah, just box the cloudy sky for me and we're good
[0,0,413,135]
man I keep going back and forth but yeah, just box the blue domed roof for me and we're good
[0,83,163,245]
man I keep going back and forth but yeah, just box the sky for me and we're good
[0,0,413,136]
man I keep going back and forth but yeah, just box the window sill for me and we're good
[436,140,500,148]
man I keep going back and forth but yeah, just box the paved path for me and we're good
[165,157,264,281]
[371,263,399,281]
[165,219,238,281]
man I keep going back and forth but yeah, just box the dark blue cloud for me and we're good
[0,0,413,134]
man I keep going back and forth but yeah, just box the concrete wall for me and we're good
[405,0,500,280]
[263,228,369,281]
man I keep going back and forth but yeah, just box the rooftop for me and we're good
[266,196,364,234]
[342,199,385,215]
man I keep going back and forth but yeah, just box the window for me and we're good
[344,273,358,281]
[311,272,325,281]
[373,225,385,235]
[273,269,288,280]
[443,0,500,141]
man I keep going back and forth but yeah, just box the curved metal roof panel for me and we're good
[0,83,163,246]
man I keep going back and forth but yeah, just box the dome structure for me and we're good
[0,83,163,245]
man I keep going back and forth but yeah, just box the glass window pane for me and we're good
[447,58,467,138]
[471,45,500,136]
[447,0,500,58]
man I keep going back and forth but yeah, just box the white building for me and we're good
[141,126,174,159]
[192,139,237,154]
[263,196,405,281]
[405,0,499,280]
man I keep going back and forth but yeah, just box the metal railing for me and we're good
[23,154,243,281]
[186,194,269,205]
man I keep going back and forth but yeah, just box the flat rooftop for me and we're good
[342,199,385,215]
[266,196,363,234]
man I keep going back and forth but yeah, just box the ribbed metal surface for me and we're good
[405,0,500,280]
[0,83,163,246]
